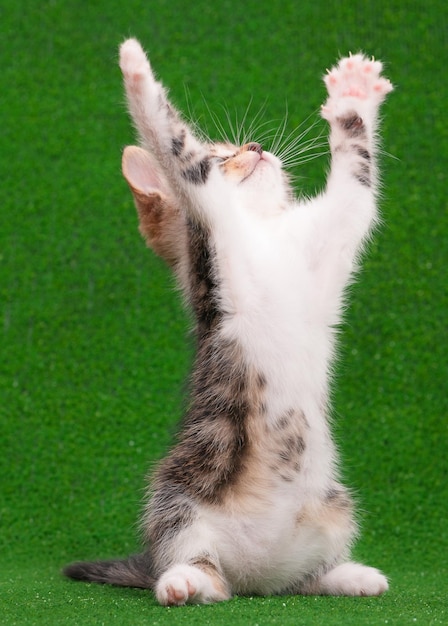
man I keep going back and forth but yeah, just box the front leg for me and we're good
[321,53,393,199]
[119,39,212,204]
[298,55,393,290]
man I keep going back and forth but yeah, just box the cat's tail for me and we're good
[63,553,155,589]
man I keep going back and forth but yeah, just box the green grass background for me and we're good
[1,0,447,624]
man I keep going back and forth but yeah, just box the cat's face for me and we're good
[208,141,291,214]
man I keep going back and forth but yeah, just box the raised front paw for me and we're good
[321,53,393,121]
[119,38,151,78]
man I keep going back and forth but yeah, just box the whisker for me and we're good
[243,99,269,145]
[275,119,323,155]
[250,121,283,145]
[237,97,254,145]
[277,137,327,163]
[202,98,232,143]
[221,104,240,145]
[271,108,317,152]
[184,86,211,143]
[275,120,327,166]
[378,149,400,161]
[193,94,328,172]
[281,150,329,169]
[278,139,326,160]
[269,101,290,156]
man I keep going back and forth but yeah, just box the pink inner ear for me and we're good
[122,145,165,194]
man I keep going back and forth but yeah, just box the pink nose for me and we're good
[245,142,263,155]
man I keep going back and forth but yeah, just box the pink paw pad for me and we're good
[322,53,393,116]
[342,86,366,98]
[166,580,196,605]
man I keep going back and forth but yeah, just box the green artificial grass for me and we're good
[1,0,447,624]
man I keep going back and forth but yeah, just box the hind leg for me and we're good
[155,559,231,606]
[316,561,388,596]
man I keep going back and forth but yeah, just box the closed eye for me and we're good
[212,151,238,164]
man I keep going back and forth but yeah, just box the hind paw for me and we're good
[155,564,230,606]
[318,561,389,596]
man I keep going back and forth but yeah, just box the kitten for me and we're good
[64,38,393,605]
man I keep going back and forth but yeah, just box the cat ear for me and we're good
[122,145,169,198]
[122,146,185,267]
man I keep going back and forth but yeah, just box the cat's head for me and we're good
[121,140,291,265]
[210,141,285,186]
[207,140,291,214]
